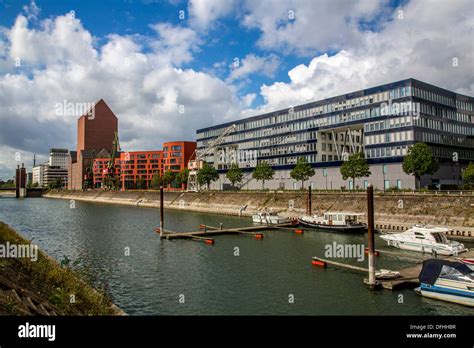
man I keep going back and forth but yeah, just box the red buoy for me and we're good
[295,228,304,234]
[311,259,327,268]
[254,233,264,239]
[205,239,214,245]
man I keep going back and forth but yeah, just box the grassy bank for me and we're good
[0,221,124,315]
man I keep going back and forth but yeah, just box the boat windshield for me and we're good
[439,265,474,283]
[431,232,448,244]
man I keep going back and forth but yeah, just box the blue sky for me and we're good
[0,0,472,179]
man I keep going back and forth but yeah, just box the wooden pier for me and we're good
[313,249,474,291]
[159,222,294,240]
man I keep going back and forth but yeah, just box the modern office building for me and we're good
[196,78,474,190]
[32,163,48,187]
[49,148,69,168]
[43,165,68,187]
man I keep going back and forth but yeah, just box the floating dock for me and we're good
[313,249,474,291]
[158,222,294,241]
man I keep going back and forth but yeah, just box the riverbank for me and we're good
[0,221,125,315]
[45,190,474,232]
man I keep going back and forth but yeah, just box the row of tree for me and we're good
[201,142,474,190]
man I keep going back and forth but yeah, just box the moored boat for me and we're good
[298,212,366,233]
[252,211,289,225]
[380,225,467,256]
[415,259,474,307]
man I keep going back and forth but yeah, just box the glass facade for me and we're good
[197,79,474,170]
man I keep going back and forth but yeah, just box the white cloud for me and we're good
[188,0,236,30]
[0,13,242,179]
[242,0,384,55]
[248,0,474,112]
[22,1,41,21]
[226,53,280,82]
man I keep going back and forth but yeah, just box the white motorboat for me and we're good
[252,211,289,225]
[298,212,366,233]
[380,225,467,256]
[415,259,474,307]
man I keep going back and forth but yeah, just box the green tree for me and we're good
[176,168,190,188]
[463,162,474,187]
[136,177,146,189]
[290,157,315,190]
[162,170,176,187]
[150,172,161,189]
[197,162,219,190]
[252,161,275,190]
[340,152,371,190]
[402,143,439,189]
[226,163,243,189]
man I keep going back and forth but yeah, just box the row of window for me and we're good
[431,146,474,160]
[365,145,409,159]
[415,116,473,136]
[418,131,474,148]
[198,86,413,140]
[365,130,414,145]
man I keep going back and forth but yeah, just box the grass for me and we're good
[0,221,121,315]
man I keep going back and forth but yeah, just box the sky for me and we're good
[0,0,473,180]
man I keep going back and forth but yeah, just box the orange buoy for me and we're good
[364,248,380,256]
[295,228,304,234]
[254,233,264,239]
[205,239,214,245]
[311,259,327,268]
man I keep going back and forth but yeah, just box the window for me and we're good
[384,180,390,190]
[397,180,402,189]
[171,145,182,151]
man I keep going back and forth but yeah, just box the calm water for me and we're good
[0,196,472,315]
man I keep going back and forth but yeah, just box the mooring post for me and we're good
[219,223,223,230]
[367,184,377,287]
[308,186,312,215]
[160,186,164,238]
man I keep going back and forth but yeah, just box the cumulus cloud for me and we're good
[248,0,474,112]
[22,1,41,21]
[0,13,241,179]
[226,53,280,82]
[242,0,384,55]
[188,0,236,30]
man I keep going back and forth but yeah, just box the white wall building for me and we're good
[49,148,69,169]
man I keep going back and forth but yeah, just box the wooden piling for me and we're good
[366,184,378,288]
[159,186,164,238]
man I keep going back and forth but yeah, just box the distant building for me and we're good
[43,165,68,188]
[119,150,163,190]
[91,143,196,190]
[68,99,118,190]
[49,148,69,169]
[32,163,48,187]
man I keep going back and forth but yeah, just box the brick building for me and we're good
[68,99,118,190]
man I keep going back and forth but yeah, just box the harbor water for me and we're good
[0,196,472,315]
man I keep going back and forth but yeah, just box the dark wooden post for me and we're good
[308,186,312,215]
[160,186,164,238]
[367,184,376,286]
